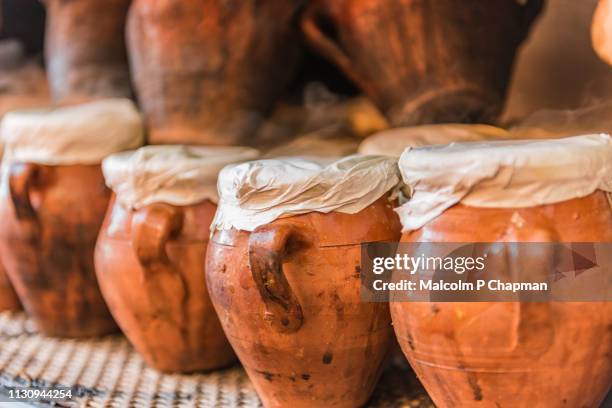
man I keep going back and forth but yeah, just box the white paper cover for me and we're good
[358,124,509,157]
[212,155,401,231]
[103,145,260,209]
[396,134,612,232]
[0,99,144,165]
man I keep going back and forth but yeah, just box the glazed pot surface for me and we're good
[0,163,117,337]
[391,192,612,408]
[207,197,401,408]
[95,197,236,373]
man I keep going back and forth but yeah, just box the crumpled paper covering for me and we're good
[396,134,612,232]
[358,124,509,157]
[103,145,260,209]
[213,155,400,231]
[0,98,143,165]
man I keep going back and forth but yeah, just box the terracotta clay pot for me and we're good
[302,0,543,126]
[126,0,301,145]
[44,0,132,102]
[0,263,20,311]
[391,192,612,408]
[206,196,401,408]
[0,163,117,337]
[95,197,236,373]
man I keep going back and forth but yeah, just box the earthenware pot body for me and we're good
[302,0,543,126]
[0,163,117,337]
[206,197,400,408]
[95,196,236,373]
[0,263,20,311]
[126,0,301,145]
[44,0,132,102]
[392,192,612,408]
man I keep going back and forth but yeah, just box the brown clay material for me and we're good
[0,163,117,337]
[44,0,132,102]
[206,196,401,408]
[126,0,301,145]
[0,263,20,311]
[392,192,612,408]
[95,197,236,373]
[302,0,543,126]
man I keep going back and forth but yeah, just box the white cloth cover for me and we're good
[213,155,401,231]
[396,134,612,232]
[358,124,509,157]
[0,99,144,165]
[103,145,259,209]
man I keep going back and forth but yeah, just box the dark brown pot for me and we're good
[0,163,117,337]
[206,196,401,408]
[126,0,302,145]
[392,192,612,408]
[302,0,543,126]
[44,0,132,102]
[95,197,236,373]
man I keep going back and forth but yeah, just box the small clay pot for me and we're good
[391,192,612,408]
[0,263,20,311]
[0,163,117,337]
[206,196,401,408]
[126,0,302,145]
[95,197,236,373]
[43,0,132,102]
[302,0,543,126]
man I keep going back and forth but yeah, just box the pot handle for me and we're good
[132,203,183,272]
[248,223,310,333]
[301,5,362,88]
[8,163,39,221]
[506,222,556,351]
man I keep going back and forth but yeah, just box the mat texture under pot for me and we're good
[0,312,433,407]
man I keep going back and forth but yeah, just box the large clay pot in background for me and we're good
[392,137,612,408]
[207,197,401,408]
[0,164,117,336]
[95,198,236,372]
[126,0,301,145]
[302,0,543,126]
[44,0,132,102]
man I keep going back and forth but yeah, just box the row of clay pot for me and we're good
[42,0,544,145]
[1,100,609,408]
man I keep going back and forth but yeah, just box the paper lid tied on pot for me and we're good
[396,134,612,231]
[358,124,509,157]
[212,155,401,231]
[103,145,260,209]
[0,98,144,165]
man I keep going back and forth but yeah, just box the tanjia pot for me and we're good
[43,0,132,102]
[126,0,302,145]
[0,99,144,337]
[358,124,509,157]
[95,145,258,373]
[391,135,612,408]
[206,156,402,408]
[301,0,544,126]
